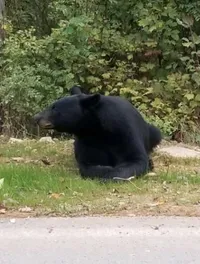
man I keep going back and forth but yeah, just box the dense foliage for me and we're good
[1,0,200,141]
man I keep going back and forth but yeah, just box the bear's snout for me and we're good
[33,113,41,123]
[33,113,54,129]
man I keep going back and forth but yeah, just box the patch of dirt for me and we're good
[0,210,37,219]
[114,205,200,217]
[1,203,200,218]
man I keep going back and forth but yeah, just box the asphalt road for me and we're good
[0,216,200,264]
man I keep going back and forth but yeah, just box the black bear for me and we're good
[34,86,162,181]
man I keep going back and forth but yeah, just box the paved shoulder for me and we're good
[0,216,200,264]
[158,145,200,158]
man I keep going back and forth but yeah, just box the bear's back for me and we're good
[99,95,146,124]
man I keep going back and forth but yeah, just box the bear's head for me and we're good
[33,89,101,135]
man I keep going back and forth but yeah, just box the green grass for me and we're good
[0,139,200,217]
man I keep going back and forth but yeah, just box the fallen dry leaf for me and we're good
[146,172,157,176]
[0,203,6,209]
[11,157,25,162]
[148,201,165,207]
[41,158,51,165]
[0,203,6,214]
[19,206,32,213]
[0,178,4,189]
[49,193,64,199]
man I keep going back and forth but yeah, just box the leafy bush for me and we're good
[0,16,92,135]
[1,0,200,142]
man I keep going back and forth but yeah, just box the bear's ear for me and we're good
[80,94,101,109]
[70,85,82,95]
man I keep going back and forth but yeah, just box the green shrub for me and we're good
[1,0,200,142]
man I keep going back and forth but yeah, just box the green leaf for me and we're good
[182,42,194,48]
[195,94,200,101]
[184,93,194,101]
[143,87,153,95]
[149,25,157,32]
[182,15,194,27]
[180,56,190,62]
[139,66,147,72]
[182,37,189,42]
[66,26,74,34]
[102,73,111,79]
[151,98,163,108]
[127,54,133,60]
[192,72,200,86]
[98,59,105,65]
[146,63,155,70]
[101,52,107,57]
[192,33,200,45]
[171,32,179,41]
[189,100,199,108]
[176,18,189,28]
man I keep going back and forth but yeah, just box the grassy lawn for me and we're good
[0,138,200,217]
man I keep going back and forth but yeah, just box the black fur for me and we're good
[34,87,162,181]
[70,85,82,95]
